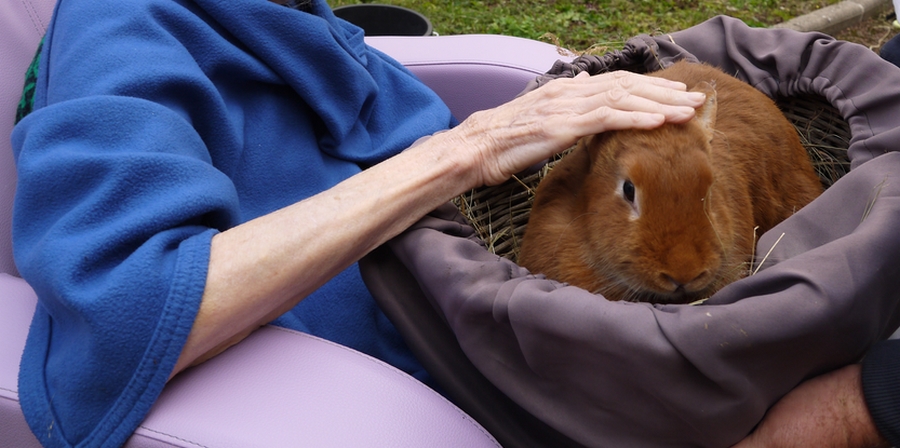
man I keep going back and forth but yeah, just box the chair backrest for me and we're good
[0,0,55,277]
[365,34,570,121]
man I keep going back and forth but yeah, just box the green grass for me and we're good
[327,0,841,51]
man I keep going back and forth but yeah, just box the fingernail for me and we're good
[687,92,707,103]
[672,106,696,122]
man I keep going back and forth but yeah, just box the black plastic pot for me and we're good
[333,4,433,36]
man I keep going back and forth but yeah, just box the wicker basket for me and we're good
[453,94,851,263]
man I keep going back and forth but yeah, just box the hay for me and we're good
[778,95,852,188]
[453,94,851,262]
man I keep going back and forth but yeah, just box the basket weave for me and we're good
[453,94,851,263]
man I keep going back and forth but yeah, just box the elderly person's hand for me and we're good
[173,71,706,376]
[732,364,889,448]
[450,70,705,186]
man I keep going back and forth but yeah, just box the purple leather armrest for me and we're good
[366,34,573,120]
[132,328,496,447]
[0,273,499,447]
[0,275,41,447]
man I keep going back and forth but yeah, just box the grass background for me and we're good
[326,0,842,51]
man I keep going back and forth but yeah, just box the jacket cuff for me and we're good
[862,338,900,446]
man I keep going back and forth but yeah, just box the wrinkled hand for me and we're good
[733,364,889,448]
[449,70,707,186]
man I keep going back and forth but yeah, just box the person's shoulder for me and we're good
[43,0,220,106]
[56,0,175,22]
[52,0,205,42]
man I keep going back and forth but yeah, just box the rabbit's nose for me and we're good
[662,270,711,293]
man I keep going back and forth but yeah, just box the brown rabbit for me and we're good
[517,60,823,304]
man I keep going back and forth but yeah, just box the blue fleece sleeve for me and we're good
[12,97,239,447]
[11,2,241,446]
[12,0,454,445]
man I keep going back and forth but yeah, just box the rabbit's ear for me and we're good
[581,132,611,167]
[692,81,718,144]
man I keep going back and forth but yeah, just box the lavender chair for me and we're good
[0,0,572,445]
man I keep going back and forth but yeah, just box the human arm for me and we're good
[732,364,889,448]
[12,1,707,444]
[733,338,900,448]
[173,70,706,375]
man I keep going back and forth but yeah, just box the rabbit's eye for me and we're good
[622,180,636,203]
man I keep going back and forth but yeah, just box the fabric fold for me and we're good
[385,16,900,447]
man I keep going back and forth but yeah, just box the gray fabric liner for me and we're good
[362,15,900,447]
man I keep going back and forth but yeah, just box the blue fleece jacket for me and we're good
[11,0,454,446]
